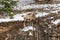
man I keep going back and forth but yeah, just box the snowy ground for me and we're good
[0,12,49,22]
[51,19,60,25]
[22,26,36,31]
[0,4,60,25]
[17,0,35,5]
[14,4,60,10]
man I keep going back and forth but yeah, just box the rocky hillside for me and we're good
[0,0,59,40]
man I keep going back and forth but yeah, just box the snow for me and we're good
[22,26,36,31]
[1,3,60,23]
[29,32,33,36]
[13,13,26,21]
[14,4,60,10]
[36,12,49,17]
[0,13,26,23]
[51,19,60,25]
[43,8,50,11]
[0,17,12,23]
[18,0,35,5]
[47,17,54,19]
[14,4,49,10]
[50,10,58,14]
[0,11,50,23]
[0,11,59,23]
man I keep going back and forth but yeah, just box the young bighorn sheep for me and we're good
[24,10,37,21]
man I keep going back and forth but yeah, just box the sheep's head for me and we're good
[23,13,36,21]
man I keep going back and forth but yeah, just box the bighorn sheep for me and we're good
[24,11,37,21]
